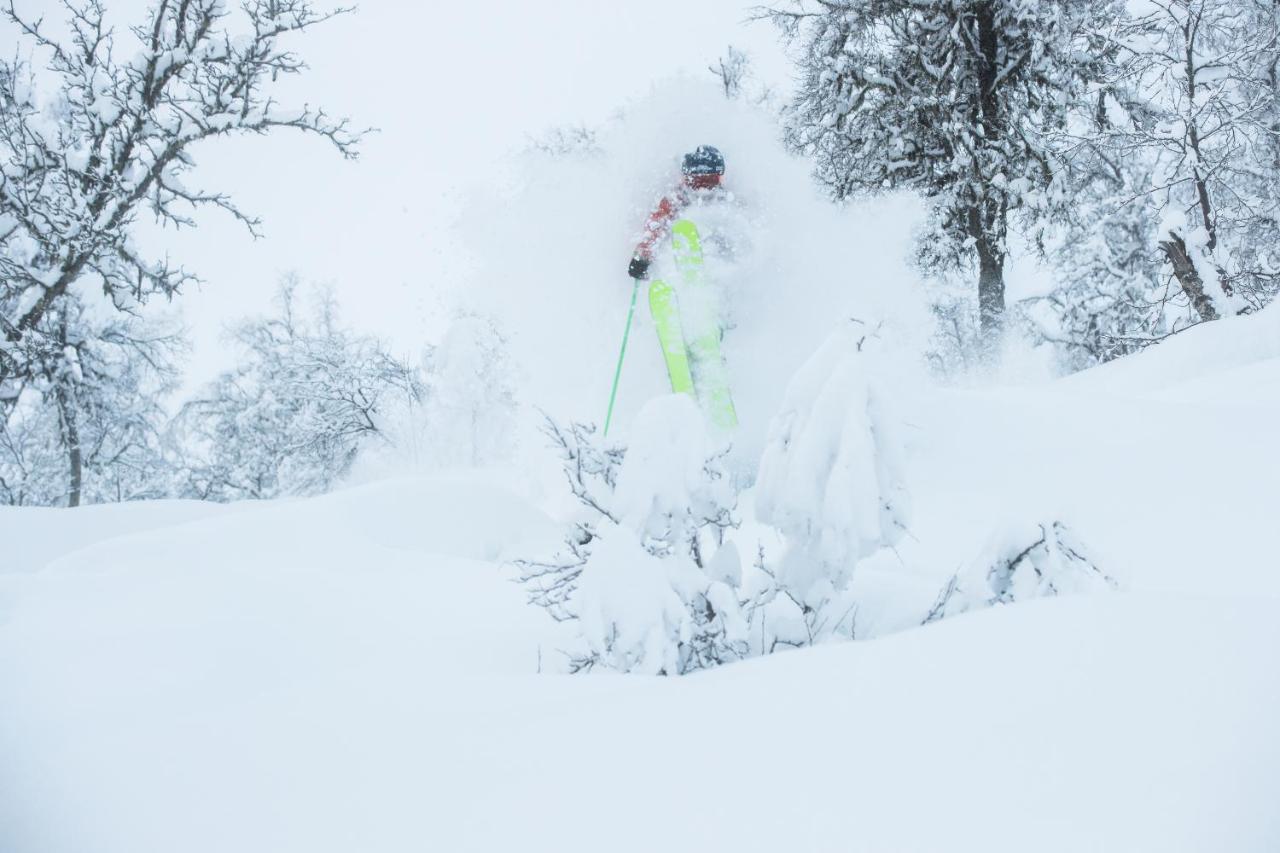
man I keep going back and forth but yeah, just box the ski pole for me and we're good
[604,277,642,437]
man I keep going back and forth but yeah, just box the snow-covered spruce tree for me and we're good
[752,320,910,646]
[171,280,420,501]
[771,0,1120,351]
[923,521,1117,622]
[0,0,360,480]
[1099,0,1280,322]
[514,397,746,675]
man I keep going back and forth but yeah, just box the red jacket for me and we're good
[632,175,724,260]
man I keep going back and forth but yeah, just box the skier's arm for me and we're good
[628,195,679,279]
[633,196,677,260]
[632,192,686,272]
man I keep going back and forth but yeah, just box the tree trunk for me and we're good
[972,1,1006,354]
[976,234,1006,346]
[54,314,82,508]
[967,199,1006,353]
[1159,231,1220,322]
[55,383,83,508]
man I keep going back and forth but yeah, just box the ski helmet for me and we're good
[681,145,725,176]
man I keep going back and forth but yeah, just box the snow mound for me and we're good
[3,572,1275,852]
[12,475,559,581]
[0,500,239,575]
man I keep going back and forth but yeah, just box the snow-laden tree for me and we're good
[771,0,1120,350]
[0,299,181,506]
[1099,0,1280,322]
[172,280,420,501]
[0,0,360,434]
[423,314,517,468]
[752,320,910,643]
[1023,161,1186,370]
[0,396,63,505]
[515,398,745,674]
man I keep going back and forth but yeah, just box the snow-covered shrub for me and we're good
[423,314,518,468]
[172,280,420,501]
[514,396,746,674]
[513,418,623,622]
[753,321,910,642]
[923,521,1117,623]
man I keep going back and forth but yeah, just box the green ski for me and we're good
[670,219,738,431]
[648,278,696,396]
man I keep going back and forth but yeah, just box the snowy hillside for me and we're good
[4,305,1278,852]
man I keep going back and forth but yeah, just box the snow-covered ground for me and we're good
[3,304,1278,852]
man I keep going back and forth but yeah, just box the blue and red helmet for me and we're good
[682,145,725,176]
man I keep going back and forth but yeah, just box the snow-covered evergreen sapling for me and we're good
[515,396,747,674]
[752,321,910,646]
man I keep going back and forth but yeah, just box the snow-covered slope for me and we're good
[4,578,1275,853]
[3,309,1279,852]
[903,306,1280,598]
[1064,300,1280,401]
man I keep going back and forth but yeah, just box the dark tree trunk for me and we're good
[54,315,82,508]
[967,200,1007,352]
[976,234,1006,342]
[972,1,1006,352]
[55,383,82,508]
[1159,231,1220,322]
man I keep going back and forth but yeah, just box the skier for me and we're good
[626,145,727,281]
[622,145,738,431]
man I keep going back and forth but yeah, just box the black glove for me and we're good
[628,256,651,280]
